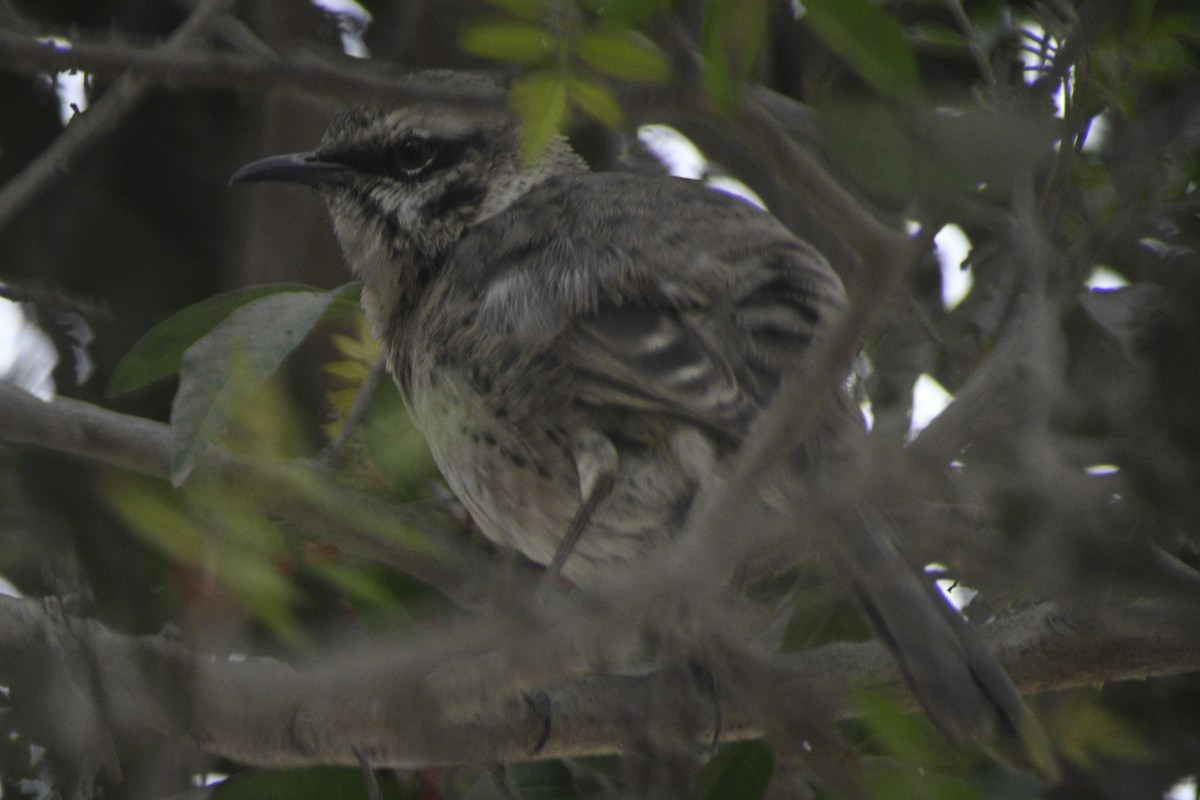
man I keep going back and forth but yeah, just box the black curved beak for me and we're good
[229,152,354,187]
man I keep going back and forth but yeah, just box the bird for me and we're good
[230,71,1046,761]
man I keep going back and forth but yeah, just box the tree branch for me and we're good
[0,382,538,608]
[0,0,239,231]
[0,25,502,106]
[0,593,1194,770]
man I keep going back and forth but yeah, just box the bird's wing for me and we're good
[569,304,756,438]
[453,172,848,436]
[565,235,847,438]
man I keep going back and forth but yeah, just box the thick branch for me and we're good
[0,594,1194,769]
[0,27,501,106]
[0,382,537,608]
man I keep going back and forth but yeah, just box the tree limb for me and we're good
[0,593,1194,770]
[0,25,501,107]
[0,0,239,231]
[0,382,538,609]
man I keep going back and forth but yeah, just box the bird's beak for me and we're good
[229,152,353,187]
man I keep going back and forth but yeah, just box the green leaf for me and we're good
[800,0,921,101]
[509,762,580,800]
[568,75,624,126]
[104,475,300,638]
[817,99,919,209]
[575,28,672,83]
[460,21,557,64]
[170,287,349,485]
[701,0,768,111]
[694,741,773,800]
[305,559,398,612]
[577,0,670,27]
[107,283,316,397]
[509,71,569,163]
[1152,11,1200,42]
[361,388,436,490]
[860,757,983,800]
[483,0,553,22]
[853,687,952,769]
[1128,32,1195,79]
[907,21,970,58]
[1048,692,1154,769]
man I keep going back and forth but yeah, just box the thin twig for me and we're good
[0,28,504,106]
[0,0,237,232]
[946,0,997,90]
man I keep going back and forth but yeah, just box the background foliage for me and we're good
[0,0,1198,798]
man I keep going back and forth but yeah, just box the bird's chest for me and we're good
[403,354,583,565]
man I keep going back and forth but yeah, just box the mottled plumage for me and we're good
[231,75,1042,759]
[252,94,850,578]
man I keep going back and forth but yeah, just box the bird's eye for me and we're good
[391,137,435,173]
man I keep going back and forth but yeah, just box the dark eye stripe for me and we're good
[322,131,488,183]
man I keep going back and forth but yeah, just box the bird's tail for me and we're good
[832,504,1057,779]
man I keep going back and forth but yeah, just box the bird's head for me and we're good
[231,74,587,338]
[231,76,584,284]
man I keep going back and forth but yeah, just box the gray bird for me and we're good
[231,72,1044,760]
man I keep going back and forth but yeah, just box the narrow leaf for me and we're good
[483,0,553,21]
[575,28,672,83]
[701,0,768,110]
[801,0,921,101]
[509,71,569,163]
[460,21,557,64]
[568,75,624,126]
[107,283,315,397]
[694,741,773,800]
[170,288,345,485]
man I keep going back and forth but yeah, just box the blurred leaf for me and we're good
[305,558,399,613]
[461,21,557,63]
[107,283,315,397]
[819,101,1058,208]
[908,21,970,57]
[331,325,378,362]
[1153,11,1200,42]
[510,71,570,163]
[483,0,552,22]
[323,360,370,381]
[702,0,769,110]
[226,375,311,462]
[1048,692,1155,769]
[568,75,624,126]
[801,0,921,101]
[323,316,381,442]
[509,761,581,800]
[577,0,670,26]
[818,100,919,209]
[170,286,352,485]
[328,387,360,407]
[860,757,982,800]
[361,384,436,491]
[853,688,955,770]
[1127,31,1195,79]
[105,474,299,638]
[575,28,672,83]
[694,741,773,800]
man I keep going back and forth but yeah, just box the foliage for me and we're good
[0,0,1197,799]
[461,0,671,158]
